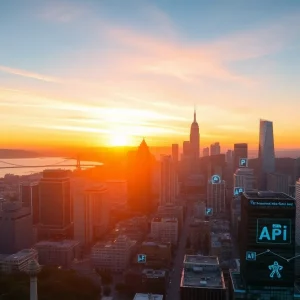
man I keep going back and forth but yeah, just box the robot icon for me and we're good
[268,261,283,278]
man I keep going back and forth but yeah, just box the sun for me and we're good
[109,134,130,146]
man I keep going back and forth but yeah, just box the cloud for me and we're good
[38,0,85,23]
[0,65,60,83]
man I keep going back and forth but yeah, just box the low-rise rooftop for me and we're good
[152,217,178,223]
[133,294,163,300]
[3,249,37,262]
[35,240,80,249]
[181,255,225,289]
[142,269,166,278]
[184,255,218,265]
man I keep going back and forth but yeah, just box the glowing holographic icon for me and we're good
[211,175,221,184]
[268,261,283,278]
[234,187,244,196]
[239,158,248,167]
[137,254,146,263]
[205,207,213,216]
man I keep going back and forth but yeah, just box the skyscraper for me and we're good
[234,168,255,192]
[207,177,226,214]
[0,202,33,254]
[233,143,248,170]
[210,142,221,156]
[230,191,297,299]
[189,108,200,160]
[39,170,73,239]
[20,182,39,225]
[295,179,300,245]
[239,191,295,287]
[171,144,179,166]
[127,139,154,214]
[258,119,275,189]
[160,155,175,206]
[203,147,209,157]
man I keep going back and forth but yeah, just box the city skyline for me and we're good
[1,1,300,150]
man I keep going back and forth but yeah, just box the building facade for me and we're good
[258,120,276,189]
[233,143,248,170]
[210,142,221,156]
[267,173,290,194]
[0,202,33,254]
[20,182,39,225]
[207,178,226,214]
[39,170,73,239]
[150,217,178,244]
[296,179,300,245]
[234,168,255,192]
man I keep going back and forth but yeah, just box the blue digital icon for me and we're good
[268,261,283,278]
[246,251,256,261]
[205,207,213,216]
[234,187,244,196]
[137,254,146,263]
[239,158,248,167]
[211,175,221,184]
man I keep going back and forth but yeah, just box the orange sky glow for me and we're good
[1,1,300,152]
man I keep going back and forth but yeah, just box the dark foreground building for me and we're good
[230,191,300,300]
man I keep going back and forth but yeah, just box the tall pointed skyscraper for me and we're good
[189,107,200,168]
[127,139,154,214]
[258,119,275,189]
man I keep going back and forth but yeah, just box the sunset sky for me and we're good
[1,0,300,151]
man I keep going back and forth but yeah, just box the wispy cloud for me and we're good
[38,0,85,23]
[0,65,60,83]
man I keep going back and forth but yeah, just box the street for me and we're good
[166,204,191,300]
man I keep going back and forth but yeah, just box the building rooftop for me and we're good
[184,255,219,265]
[133,293,163,300]
[3,249,37,262]
[244,191,294,200]
[35,240,80,249]
[142,269,166,278]
[152,217,178,223]
[181,256,225,289]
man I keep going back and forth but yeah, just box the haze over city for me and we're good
[1,0,300,152]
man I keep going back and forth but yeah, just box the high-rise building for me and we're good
[20,182,39,225]
[171,144,179,166]
[233,143,248,170]
[182,141,191,157]
[160,155,175,206]
[238,191,295,289]
[226,149,233,164]
[267,173,290,194]
[258,120,275,189]
[85,184,109,239]
[210,142,221,156]
[203,147,209,157]
[233,168,255,192]
[295,179,300,245]
[207,176,226,214]
[39,169,73,239]
[0,202,33,254]
[127,139,154,214]
[189,108,200,160]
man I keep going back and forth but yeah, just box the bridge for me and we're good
[0,158,101,170]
